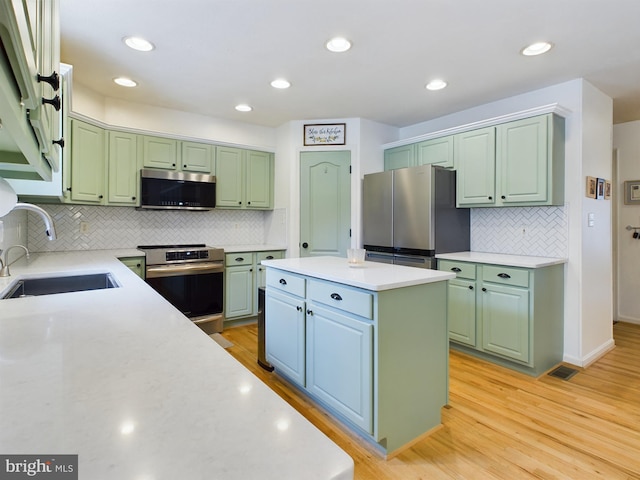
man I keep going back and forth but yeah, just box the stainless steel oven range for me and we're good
[138,244,224,334]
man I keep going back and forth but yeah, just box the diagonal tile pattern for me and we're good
[470,206,568,258]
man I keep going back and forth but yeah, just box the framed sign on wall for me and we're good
[303,123,346,146]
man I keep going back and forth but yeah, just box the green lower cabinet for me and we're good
[306,302,373,433]
[118,256,145,279]
[439,258,564,376]
[264,288,306,386]
[225,250,285,322]
[447,277,477,347]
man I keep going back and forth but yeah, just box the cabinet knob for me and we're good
[42,95,61,111]
[248,201,251,205]
[501,195,506,200]
[53,138,65,148]
[238,201,242,205]
[482,287,487,292]
[302,242,309,249]
[468,285,474,290]
[136,263,141,268]
[488,196,493,200]
[172,163,176,167]
[279,278,287,285]
[37,71,60,90]
[296,306,302,312]
[183,165,187,168]
[330,293,343,301]
[132,196,136,200]
[98,195,104,199]
[306,309,313,315]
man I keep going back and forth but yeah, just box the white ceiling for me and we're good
[60,0,640,129]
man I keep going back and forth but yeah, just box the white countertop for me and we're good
[262,256,454,291]
[436,251,568,268]
[0,250,353,480]
[219,244,287,254]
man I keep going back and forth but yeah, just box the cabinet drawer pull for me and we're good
[497,273,511,279]
[279,278,287,285]
[330,293,343,301]
[235,257,244,262]
[53,138,65,148]
[451,267,462,272]
[266,255,274,260]
[42,95,61,111]
[37,71,60,90]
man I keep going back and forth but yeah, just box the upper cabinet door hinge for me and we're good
[349,165,352,174]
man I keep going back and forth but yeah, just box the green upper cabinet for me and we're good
[216,146,274,210]
[141,136,178,170]
[69,119,105,203]
[108,131,139,205]
[497,114,564,206]
[416,135,454,168]
[181,141,214,173]
[455,127,496,206]
[456,114,565,207]
[384,144,416,170]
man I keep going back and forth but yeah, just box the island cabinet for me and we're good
[456,113,565,207]
[438,257,564,376]
[263,257,452,456]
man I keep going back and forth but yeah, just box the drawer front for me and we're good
[226,252,254,266]
[308,279,373,320]
[438,260,476,280]
[256,250,284,263]
[266,269,306,298]
[482,265,529,288]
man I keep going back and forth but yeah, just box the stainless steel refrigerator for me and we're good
[362,165,469,269]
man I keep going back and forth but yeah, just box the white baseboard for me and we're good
[563,338,616,368]
[616,315,640,326]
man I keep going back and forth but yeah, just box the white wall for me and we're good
[613,120,640,325]
[274,118,397,258]
[397,79,614,367]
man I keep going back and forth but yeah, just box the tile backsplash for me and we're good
[27,205,276,252]
[470,206,568,258]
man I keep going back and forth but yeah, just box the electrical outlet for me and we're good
[79,221,90,234]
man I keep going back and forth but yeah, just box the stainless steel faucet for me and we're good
[0,245,30,277]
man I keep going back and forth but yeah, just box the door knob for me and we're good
[302,242,309,248]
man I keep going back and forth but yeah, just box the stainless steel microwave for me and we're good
[139,169,216,210]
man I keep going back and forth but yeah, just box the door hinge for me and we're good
[349,165,352,174]
[349,229,352,237]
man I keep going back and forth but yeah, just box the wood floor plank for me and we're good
[221,321,640,479]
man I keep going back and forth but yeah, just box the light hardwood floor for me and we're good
[221,322,640,479]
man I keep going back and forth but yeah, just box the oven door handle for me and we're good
[146,262,224,278]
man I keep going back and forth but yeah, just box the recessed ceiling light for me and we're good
[123,36,155,52]
[326,37,351,53]
[235,104,253,112]
[426,79,447,91]
[521,41,553,56]
[271,79,291,89]
[113,77,137,87]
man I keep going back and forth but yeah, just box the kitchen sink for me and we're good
[2,273,119,299]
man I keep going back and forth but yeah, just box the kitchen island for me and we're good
[261,256,455,457]
[0,250,353,479]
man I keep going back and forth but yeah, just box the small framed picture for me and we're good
[586,176,597,199]
[624,180,640,205]
[596,178,605,200]
[604,180,612,200]
[303,123,346,146]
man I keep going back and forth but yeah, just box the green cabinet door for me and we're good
[498,115,548,204]
[306,302,373,433]
[384,144,416,170]
[225,264,254,319]
[142,136,178,170]
[416,136,454,168]
[245,150,273,209]
[181,141,213,173]
[447,278,477,347]
[455,127,496,206]
[265,288,306,387]
[481,282,530,363]
[70,120,105,203]
[108,131,139,205]
[118,256,145,278]
[216,146,244,208]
